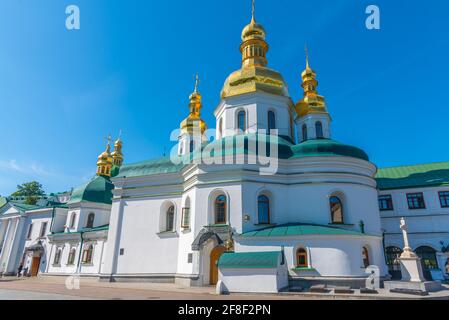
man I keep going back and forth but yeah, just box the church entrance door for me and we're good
[30,256,41,277]
[209,246,226,285]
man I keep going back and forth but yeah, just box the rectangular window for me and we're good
[439,191,449,208]
[187,253,193,264]
[39,222,48,238]
[27,224,33,239]
[407,193,426,210]
[378,195,394,211]
[181,208,190,229]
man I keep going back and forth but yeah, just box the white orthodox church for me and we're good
[0,3,448,293]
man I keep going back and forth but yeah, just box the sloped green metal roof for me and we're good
[115,157,185,178]
[291,139,369,161]
[241,223,366,238]
[218,251,282,269]
[115,135,369,178]
[376,161,449,190]
[68,175,114,205]
[9,202,42,212]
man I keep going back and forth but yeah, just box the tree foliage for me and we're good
[11,181,46,205]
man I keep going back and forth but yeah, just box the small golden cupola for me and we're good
[295,51,328,119]
[96,137,113,177]
[240,0,268,68]
[111,135,124,167]
[220,0,289,99]
[180,74,207,136]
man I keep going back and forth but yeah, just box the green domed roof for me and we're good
[291,139,369,161]
[113,136,369,178]
[68,175,114,205]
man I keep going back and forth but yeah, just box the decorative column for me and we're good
[398,217,425,282]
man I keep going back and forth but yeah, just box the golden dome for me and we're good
[221,65,289,99]
[111,136,124,167]
[96,139,113,177]
[295,55,328,119]
[241,17,266,42]
[181,75,207,135]
[221,1,289,99]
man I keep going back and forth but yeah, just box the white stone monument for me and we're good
[384,218,442,293]
[398,217,425,282]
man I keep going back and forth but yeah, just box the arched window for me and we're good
[268,111,276,134]
[296,248,308,268]
[69,213,76,229]
[53,248,62,265]
[330,196,344,224]
[166,206,175,231]
[214,195,227,225]
[189,140,194,153]
[82,244,94,264]
[386,246,403,280]
[315,121,323,139]
[362,247,370,268]
[182,198,191,229]
[302,124,308,141]
[237,110,246,133]
[258,195,270,225]
[67,248,76,265]
[415,246,438,280]
[86,213,95,229]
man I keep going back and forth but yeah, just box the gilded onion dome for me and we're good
[295,54,328,118]
[180,75,207,135]
[96,138,113,177]
[111,136,124,167]
[221,1,289,99]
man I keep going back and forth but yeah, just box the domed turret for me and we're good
[96,137,113,177]
[294,49,332,142]
[295,53,328,118]
[220,0,289,99]
[111,135,124,167]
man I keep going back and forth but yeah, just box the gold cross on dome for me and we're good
[193,73,200,93]
[252,0,255,21]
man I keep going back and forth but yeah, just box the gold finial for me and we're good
[251,0,256,22]
[305,44,310,69]
[105,134,112,152]
[193,73,200,94]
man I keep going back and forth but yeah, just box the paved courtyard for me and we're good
[0,276,449,300]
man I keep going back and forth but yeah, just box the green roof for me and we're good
[240,223,366,238]
[291,139,369,161]
[68,175,114,205]
[115,157,185,178]
[115,135,369,178]
[9,202,43,212]
[376,161,449,190]
[218,251,282,269]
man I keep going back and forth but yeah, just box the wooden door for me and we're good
[30,257,41,277]
[209,246,226,285]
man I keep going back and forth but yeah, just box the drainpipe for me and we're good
[76,232,84,275]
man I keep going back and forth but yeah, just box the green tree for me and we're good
[11,181,46,205]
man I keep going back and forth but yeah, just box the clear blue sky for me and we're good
[0,0,448,196]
